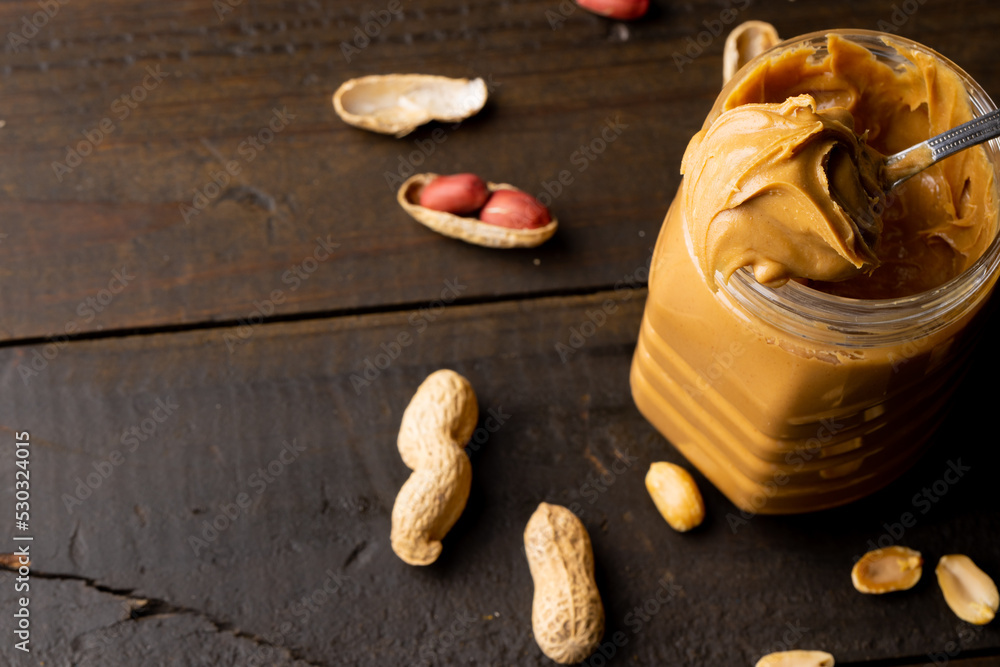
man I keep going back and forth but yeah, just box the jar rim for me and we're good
[717,30,1000,347]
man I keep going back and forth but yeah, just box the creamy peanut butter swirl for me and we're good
[685,34,998,299]
[681,94,883,289]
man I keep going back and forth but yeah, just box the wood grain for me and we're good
[1,290,997,665]
[2,0,999,341]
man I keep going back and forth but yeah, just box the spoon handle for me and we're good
[883,107,1000,189]
[928,107,1000,161]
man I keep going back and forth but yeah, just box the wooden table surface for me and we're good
[2,0,999,665]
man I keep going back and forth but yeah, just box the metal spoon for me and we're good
[849,108,1000,244]
[882,107,1000,190]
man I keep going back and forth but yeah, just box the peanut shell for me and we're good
[525,502,604,664]
[333,74,487,137]
[398,173,558,248]
[723,21,781,84]
[390,369,478,566]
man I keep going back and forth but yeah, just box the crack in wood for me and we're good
[29,570,330,667]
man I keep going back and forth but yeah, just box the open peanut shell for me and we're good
[333,74,488,137]
[397,173,558,249]
[723,21,780,85]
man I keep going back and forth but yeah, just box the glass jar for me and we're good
[630,30,1000,514]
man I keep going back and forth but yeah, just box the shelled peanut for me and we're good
[645,461,705,532]
[755,650,835,667]
[936,554,999,625]
[575,0,649,21]
[418,173,490,215]
[398,173,557,248]
[851,546,923,594]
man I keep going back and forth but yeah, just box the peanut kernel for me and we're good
[755,650,835,667]
[851,546,923,594]
[645,461,705,532]
[936,554,999,625]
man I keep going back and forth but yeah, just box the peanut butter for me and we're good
[681,94,882,288]
[717,34,997,298]
[631,32,1000,514]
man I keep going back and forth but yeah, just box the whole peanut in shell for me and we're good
[524,502,604,664]
[390,369,478,566]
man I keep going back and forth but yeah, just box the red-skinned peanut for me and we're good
[575,0,649,21]
[419,173,490,215]
[479,190,551,230]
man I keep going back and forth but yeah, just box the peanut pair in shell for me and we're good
[398,173,558,248]
[390,369,478,566]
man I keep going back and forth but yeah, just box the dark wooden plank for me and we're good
[0,576,314,666]
[1,290,998,665]
[2,0,1000,341]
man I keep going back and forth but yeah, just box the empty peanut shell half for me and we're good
[936,554,999,625]
[398,173,558,248]
[851,546,923,594]
[723,20,780,85]
[332,74,488,137]
[755,650,835,667]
